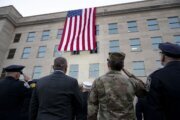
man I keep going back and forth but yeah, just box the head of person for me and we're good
[82,81,92,92]
[159,42,180,66]
[3,65,25,80]
[107,52,125,71]
[53,57,68,73]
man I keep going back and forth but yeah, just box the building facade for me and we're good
[0,0,180,82]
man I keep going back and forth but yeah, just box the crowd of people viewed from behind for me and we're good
[0,42,180,120]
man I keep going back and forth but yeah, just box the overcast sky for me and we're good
[0,0,142,16]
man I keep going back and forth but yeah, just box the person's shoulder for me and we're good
[150,68,165,77]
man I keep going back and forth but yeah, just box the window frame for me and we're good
[41,30,50,41]
[109,40,120,52]
[151,36,163,50]
[32,66,42,79]
[21,47,31,59]
[69,64,79,79]
[168,16,180,29]
[147,19,159,31]
[89,63,99,78]
[27,32,35,42]
[130,38,141,52]
[132,61,146,77]
[37,46,47,58]
[108,23,118,34]
[57,29,63,39]
[127,21,138,32]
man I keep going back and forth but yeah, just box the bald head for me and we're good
[53,57,67,73]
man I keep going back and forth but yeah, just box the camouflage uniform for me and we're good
[88,52,146,120]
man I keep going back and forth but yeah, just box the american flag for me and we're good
[58,8,96,51]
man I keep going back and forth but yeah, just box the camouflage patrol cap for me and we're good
[108,52,126,62]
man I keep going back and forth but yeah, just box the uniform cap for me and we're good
[108,52,126,62]
[159,42,180,58]
[83,81,92,90]
[4,65,25,73]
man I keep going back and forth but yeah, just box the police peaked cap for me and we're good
[159,42,180,58]
[4,65,25,73]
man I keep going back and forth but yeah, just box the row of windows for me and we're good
[105,16,180,34]
[31,61,162,79]
[13,16,180,43]
[7,35,180,59]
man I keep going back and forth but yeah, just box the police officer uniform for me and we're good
[146,42,180,120]
[0,65,32,120]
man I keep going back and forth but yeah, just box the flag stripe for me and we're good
[92,8,96,49]
[58,8,96,51]
[70,17,77,51]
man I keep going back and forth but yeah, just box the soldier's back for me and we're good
[95,70,136,120]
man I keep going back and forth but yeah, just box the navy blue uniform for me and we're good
[0,76,32,120]
[146,61,180,120]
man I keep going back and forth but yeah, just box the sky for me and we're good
[0,0,142,16]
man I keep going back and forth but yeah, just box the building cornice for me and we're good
[0,1,180,27]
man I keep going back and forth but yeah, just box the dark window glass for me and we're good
[71,51,80,55]
[7,49,16,59]
[13,34,21,43]
[90,42,99,54]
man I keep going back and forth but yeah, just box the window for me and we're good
[132,61,146,77]
[27,32,35,42]
[127,21,138,32]
[109,40,120,52]
[41,30,50,41]
[57,29,63,39]
[71,51,80,55]
[174,35,180,45]
[13,33,21,43]
[90,42,99,54]
[7,49,16,59]
[168,16,180,29]
[151,36,163,50]
[69,64,79,79]
[156,60,163,69]
[130,38,141,52]
[37,46,46,58]
[89,63,99,78]
[96,25,99,35]
[54,45,62,57]
[147,19,159,31]
[21,47,31,59]
[32,66,42,79]
[108,23,118,34]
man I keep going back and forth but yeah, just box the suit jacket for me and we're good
[146,61,180,120]
[0,76,32,120]
[29,71,83,120]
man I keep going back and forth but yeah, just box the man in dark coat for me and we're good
[0,65,32,120]
[29,57,83,120]
[135,97,147,120]
[146,42,180,120]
